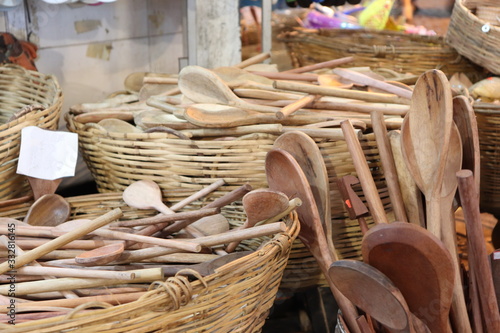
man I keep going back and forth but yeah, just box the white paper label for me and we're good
[494,251,500,260]
[16,126,78,180]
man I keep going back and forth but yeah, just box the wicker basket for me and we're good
[279,28,482,79]
[0,192,299,332]
[66,113,395,289]
[0,65,63,200]
[446,0,500,75]
[473,102,500,216]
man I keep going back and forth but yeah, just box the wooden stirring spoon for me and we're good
[265,148,361,333]
[362,222,454,333]
[122,179,171,215]
[178,65,279,113]
[273,131,335,255]
[400,69,454,240]
[225,189,289,252]
[329,260,418,333]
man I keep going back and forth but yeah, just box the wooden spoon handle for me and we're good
[250,71,318,81]
[341,120,388,224]
[74,111,134,124]
[14,292,146,310]
[0,208,123,275]
[282,56,354,73]
[274,80,410,105]
[234,52,271,69]
[0,268,162,296]
[370,112,408,222]
[387,130,425,227]
[276,95,317,119]
[11,265,135,280]
[92,228,201,253]
[333,68,413,100]
[457,169,500,332]
[111,207,219,228]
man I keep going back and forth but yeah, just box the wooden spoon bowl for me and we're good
[24,194,71,227]
[75,243,125,266]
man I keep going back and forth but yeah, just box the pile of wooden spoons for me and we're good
[330,69,500,333]
[0,179,299,323]
[70,55,412,141]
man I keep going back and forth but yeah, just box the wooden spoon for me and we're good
[362,222,454,333]
[400,69,454,239]
[75,243,125,266]
[273,131,335,255]
[333,68,413,100]
[0,208,123,275]
[178,65,279,113]
[23,194,70,226]
[265,148,361,333]
[329,260,413,333]
[122,180,171,215]
[387,130,425,227]
[97,118,142,133]
[452,95,480,205]
[457,169,500,332]
[225,189,289,252]
[437,124,471,333]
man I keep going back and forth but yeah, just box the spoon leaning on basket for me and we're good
[225,189,289,252]
[265,148,362,333]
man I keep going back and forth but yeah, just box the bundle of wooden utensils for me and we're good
[69,53,413,139]
[0,178,300,324]
[267,68,498,333]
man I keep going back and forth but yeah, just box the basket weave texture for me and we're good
[279,28,482,78]
[473,102,500,216]
[445,0,500,75]
[66,113,394,289]
[0,192,300,333]
[0,65,63,199]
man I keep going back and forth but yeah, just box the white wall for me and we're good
[28,0,187,121]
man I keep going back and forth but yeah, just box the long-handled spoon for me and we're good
[265,148,361,333]
[178,65,279,113]
[273,131,335,254]
[329,260,417,333]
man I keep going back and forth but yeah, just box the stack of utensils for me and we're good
[264,68,498,333]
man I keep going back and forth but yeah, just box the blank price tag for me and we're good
[16,126,78,180]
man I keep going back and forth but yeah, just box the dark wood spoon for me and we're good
[362,222,454,333]
[265,148,361,333]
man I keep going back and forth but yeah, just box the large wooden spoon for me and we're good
[362,222,454,333]
[23,194,71,227]
[225,189,289,252]
[265,148,361,333]
[178,65,279,113]
[273,131,334,255]
[329,260,414,333]
[183,103,335,128]
[400,69,453,240]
